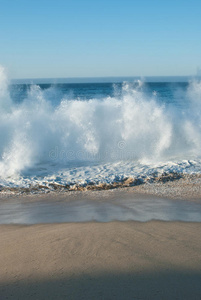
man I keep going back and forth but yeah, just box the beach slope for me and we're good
[0,221,201,299]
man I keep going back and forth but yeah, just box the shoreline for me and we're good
[1,174,201,201]
[0,178,201,224]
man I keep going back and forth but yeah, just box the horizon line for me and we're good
[10,75,201,84]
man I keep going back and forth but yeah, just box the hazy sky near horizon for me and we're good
[1,0,201,79]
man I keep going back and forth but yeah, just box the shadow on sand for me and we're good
[1,270,201,300]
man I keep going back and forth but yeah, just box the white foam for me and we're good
[0,66,201,189]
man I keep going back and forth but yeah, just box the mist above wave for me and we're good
[0,66,201,180]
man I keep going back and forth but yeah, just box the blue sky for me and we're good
[1,0,201,79]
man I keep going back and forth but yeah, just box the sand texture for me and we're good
[0,221,201,299]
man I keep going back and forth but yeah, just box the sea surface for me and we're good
[1,67,201,193]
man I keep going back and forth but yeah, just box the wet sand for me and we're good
[0,178,201,299]
[0,189,201,224]
[1,175,201,224]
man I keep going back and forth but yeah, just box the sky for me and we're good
[0,0,201,79]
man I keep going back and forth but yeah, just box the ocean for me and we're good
[1,67,201,193]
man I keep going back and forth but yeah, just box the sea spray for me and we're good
[0,67,201,190]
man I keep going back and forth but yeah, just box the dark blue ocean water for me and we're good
[10,81,189,108]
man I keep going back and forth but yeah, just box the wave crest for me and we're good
[0,68,201,182]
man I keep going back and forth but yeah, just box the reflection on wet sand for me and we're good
[0,192,201,224]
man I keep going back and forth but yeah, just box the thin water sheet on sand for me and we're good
[0,190,201,224]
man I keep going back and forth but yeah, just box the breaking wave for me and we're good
[0,66,201,191]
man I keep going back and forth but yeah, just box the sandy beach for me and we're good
[0,221,201,299]
[0,178,201,300]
